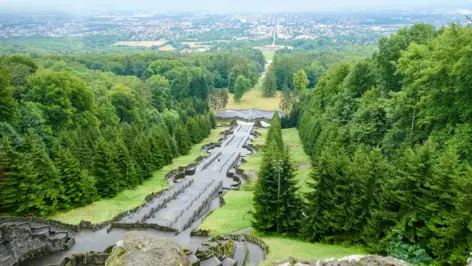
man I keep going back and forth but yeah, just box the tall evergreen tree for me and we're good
[0,64,18,123]
[0,137,43,215]
[252,141,301,234]
[24,132,62,215]
[262,71,277,97]
[54,147,91,208]
[174,124,192,155]
[302,143,350,242]
[92,137,120,198]
[114,138,139,189]
[266,112,284,151]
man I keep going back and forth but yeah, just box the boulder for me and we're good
[106,231,190,266]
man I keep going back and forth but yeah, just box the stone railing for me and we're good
[0,217,79,232]
[191,229,211,237]
[209,234,269,256]
[55,252,110,266]
[108,222,177,233]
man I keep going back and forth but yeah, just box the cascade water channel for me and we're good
[21,120,264,266]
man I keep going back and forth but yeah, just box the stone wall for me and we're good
[0,217,79,232]
[209,234,269,256]
[109,222,177,233]
[0,224,72,266]
[55,252,110,266]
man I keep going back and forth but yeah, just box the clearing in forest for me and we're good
[112,40,167,47]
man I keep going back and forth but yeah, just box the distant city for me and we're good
[0,9,469,44]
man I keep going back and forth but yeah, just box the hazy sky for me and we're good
[0,0,470,13]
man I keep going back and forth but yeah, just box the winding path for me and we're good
[20,121,264,266]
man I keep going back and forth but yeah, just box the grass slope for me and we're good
[49,127,226,224]
[225,90,281,111]
[252,232,366,264]
[199,191,254,235]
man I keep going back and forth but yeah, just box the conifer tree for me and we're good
[252,141,281,232]
[54,147,88,208]
[209,112,217,129]
[252,141,301,234]
[130,134,152,181]
[266,112,284,151]
[277,147,303,233]
[24,132,62,215]
[186,118,199,144]
[0,137,43,215]
[114,138,139,189]
[174,124,192,155]
[92,137,120,198]
[302,143,349,242]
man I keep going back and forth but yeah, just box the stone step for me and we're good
[200,256,222,266]
[1,255,16,266]
[221,257,237,266]
[232,241,248,266]
[187,254,199,265]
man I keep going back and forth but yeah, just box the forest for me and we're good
[266,23,472,264]
[0,49,264,217]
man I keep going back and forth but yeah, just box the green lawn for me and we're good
[225,89,281,111]
[199,191,253,235]
[263,51,275,61]
[252,232,366,265]
[49,127,227,224]
[240,128,311,190]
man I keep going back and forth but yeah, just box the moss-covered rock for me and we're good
[105,231,190,266]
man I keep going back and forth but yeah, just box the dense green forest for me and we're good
[0,49,264,216]
[275,23,472,264]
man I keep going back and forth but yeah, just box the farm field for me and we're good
[112,40,167,47]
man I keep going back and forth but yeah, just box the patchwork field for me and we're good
[112,40,167,47]
[158,44,176,51]
[181,41,211,49]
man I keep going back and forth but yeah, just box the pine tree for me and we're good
[54,147,88,209]
[252,141,281,232]
[347,146,389,243]
[0,64,18,123]
[24,132,62,215]
[375,142,436,245]
[174,124,191,155]
[114,138,139,189]
[92,137,119,198]
[262,71,277,97]
[302,143,349,242]
[209,112,217,129]
[81,173,98,205]
[148,128,173,169]
[252,141,302,234]
[0,137,43,215]
[266,112,284,151]
[186,118,199,144]
[131,133,153,181]
[277,147,303,233]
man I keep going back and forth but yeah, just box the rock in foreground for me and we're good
[275,255,411,266]
[106,231,190,266]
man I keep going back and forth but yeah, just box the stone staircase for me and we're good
[143,177,223,233]
[0,218,76,266]
[191,238,248,266]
